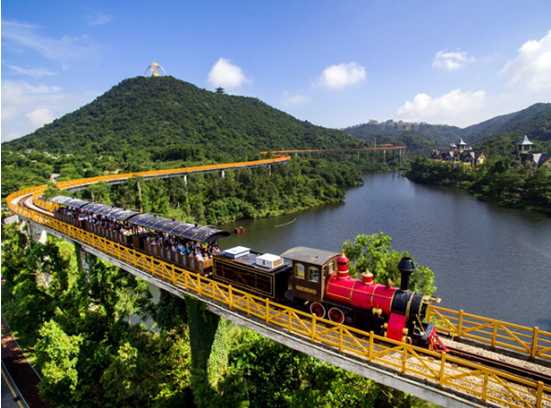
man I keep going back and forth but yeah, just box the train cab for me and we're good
[280,246,340,304]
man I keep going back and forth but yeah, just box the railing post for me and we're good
[532,326,540,359]
[265,298,270,324]
[438,352,447,386]
[402,346,407,373]
[339,327,343,352]
[369,332,374,361]
[481,372,489,402]
[228,285,233,309]
[491,322,498,349]
[197,275,202,295]
[311,314,317,341]
[536,381,544,408]
[457,309,464,339]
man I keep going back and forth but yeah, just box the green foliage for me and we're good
[342,232,436,296]
[42,181,65,200]
[220,330,437,408]
[36,320,84,405]
[406,154,551,213]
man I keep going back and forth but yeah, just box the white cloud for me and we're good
[207,58,250,90]
[280,92,310,107]
[25,108,56,127]
[500,30,551,90]
[397,89,486,124]
[86,14,112,26]
[1,80,97,142]
[316,62,366,89]
[432,50,475,70]
[9,65,57,78]
[1,19,100,63]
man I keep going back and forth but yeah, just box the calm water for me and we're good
[220,172,551,330]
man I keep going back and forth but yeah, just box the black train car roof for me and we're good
[50,196,90,209]
[50,195,229,243]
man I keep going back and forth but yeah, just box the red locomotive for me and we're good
[51,196,445,350]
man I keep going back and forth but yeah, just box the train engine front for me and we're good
[323,254,444,350]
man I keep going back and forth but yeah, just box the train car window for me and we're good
[309,267,320,283]
[295,263,305,279]
[328,261,335,275]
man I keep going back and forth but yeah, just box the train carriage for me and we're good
[212,246,292,299]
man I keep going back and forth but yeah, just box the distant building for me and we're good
[430,138,486,168]
[517,135,550,169]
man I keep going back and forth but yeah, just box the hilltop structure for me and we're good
[517,135,551,168]
[430,138,486,168]
[144,62,167,77]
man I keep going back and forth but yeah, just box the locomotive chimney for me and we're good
[397,257,415,291]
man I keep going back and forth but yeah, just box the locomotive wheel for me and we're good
[328,307,345,324]
[310,302,326,318]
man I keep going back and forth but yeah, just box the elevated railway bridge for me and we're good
[6,149,551,408]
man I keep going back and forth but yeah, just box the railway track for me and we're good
[447,346,551,386]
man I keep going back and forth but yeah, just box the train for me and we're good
[51,195,446,351]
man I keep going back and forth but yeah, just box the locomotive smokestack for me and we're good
[397,257,415,291]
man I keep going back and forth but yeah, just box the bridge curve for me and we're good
[6,150,551,408]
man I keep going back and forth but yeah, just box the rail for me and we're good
[7,187,551,408]
[428,306,551,361]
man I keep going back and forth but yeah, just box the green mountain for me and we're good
[463,103,551,142]
[3,76,363,158]
[343,103,551,152]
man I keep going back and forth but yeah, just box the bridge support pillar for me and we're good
[186,296,230,405]
[183,174,188,186]
[268,165,272,175]
[383,150,386,163]
[220,170,225,179]
[27,221,48,244]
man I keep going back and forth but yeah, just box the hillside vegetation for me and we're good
[2,76,367,198]
[4,76,363,157]
[344,103,551,155]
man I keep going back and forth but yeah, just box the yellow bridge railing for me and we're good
[427,306,551,361]
[7,186,551,408]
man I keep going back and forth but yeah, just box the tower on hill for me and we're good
[145,62,167,77]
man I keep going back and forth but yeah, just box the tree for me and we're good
[36,320,83,406]
[342,232,436,296]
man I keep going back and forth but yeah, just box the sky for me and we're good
[2,1,551,142]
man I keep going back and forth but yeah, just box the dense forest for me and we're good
[1,223,438,408]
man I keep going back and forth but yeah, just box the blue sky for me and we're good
[2,1,551,142]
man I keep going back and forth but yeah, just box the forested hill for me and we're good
[462,103,551,142]
[343,103,551,151]
[3,76,363,158]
